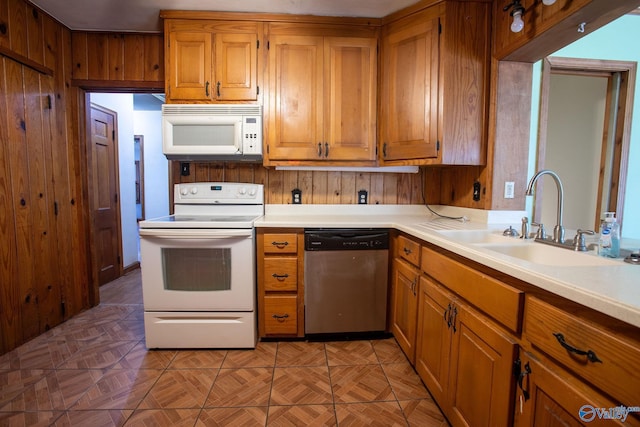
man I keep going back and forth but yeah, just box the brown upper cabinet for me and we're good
[264,23,378,165]
[380,1,490,165]
[163,19,261,102]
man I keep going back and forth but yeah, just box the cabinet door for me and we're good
[324,37,377,161]
[447,302,517,427]
[214,32,257,101]
[415,277,452,407]
[167,31,212,101]
[514,353,632,427]
[391,258,419,363]
[267,34,324,160]
[380,15,439,161]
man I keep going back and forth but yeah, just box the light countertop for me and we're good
[255,204,640,329]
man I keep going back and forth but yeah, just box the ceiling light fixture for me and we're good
[504,0,560,33]
[504,0,526,33]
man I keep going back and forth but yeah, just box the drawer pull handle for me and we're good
[271,241,289,248]
[272,273,290,280]
[403,247,412,255]
[552,333,602,364]
[272,313,289,322]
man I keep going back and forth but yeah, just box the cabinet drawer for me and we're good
[263,257,297,291]
[263,233,298,254]
[264,295,298,335]
[525,296,640,406]
[422,246,523,333]
[396,235,421,267]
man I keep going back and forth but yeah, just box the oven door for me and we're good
[139,228,254,311]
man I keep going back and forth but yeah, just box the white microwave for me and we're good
[162,104,262,161]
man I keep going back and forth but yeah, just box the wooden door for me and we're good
[380,14,439,161]
[267,34,324,161]
[415,277,452,408]
[89,105,122,286]
[447,301,517,427]
[391,258,419,363]
[214,32,257,101]
[324,37,377,161]
[167,31,212,101]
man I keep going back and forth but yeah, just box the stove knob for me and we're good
[248,187,257,196]
[180,187,189,196]
[190,187,198,195]
[238,187,247,195]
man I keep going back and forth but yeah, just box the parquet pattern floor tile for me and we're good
[0,269,450,426]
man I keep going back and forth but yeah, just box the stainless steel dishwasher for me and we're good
[304,229,389,335]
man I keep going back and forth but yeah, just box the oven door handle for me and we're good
[139,228,253,238]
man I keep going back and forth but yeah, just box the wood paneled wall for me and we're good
[0,0,92,354]
[70,32,164,85]
[169,162,486,209]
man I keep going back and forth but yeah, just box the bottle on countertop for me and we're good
[599,212,620,258]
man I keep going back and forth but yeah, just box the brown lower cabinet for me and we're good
[256,229,305,337]
[513,351,638,427]
[416,276,517,426]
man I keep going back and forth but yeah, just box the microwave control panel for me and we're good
[242,116,262,155]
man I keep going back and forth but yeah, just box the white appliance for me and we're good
[139,182,264,349]
[162,104,262,161]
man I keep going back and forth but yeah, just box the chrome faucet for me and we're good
[525,170,565,244]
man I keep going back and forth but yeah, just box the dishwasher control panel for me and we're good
[304,229,389,251]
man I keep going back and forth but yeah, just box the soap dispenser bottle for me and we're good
[599,212,620,258]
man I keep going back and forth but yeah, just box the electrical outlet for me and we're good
[358,190,368,204]
[180,162,190,176]
[504,181,515,199]
[292,188,302,204]
[472,182,481,201]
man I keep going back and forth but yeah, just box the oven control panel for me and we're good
[175,182,264,204]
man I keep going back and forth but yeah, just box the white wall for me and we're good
[540,74,607,231]
[134,110,169,220]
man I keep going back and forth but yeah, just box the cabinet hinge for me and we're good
[112,130,115,140]
[114,193,118,204]
[439,21,442,34]
[257,40,259,49]
[267,144,270,154]
[257,86,260,95]
[267,40,270,50]
[60,300,66,317]
[117,255,121,265]
[436,140,440,152]
[54,201,58,216]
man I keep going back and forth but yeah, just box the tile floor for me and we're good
[0,269,449,426]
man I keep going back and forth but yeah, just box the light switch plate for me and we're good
[504,181,515,199]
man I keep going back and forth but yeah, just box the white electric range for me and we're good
[138,182,264,349]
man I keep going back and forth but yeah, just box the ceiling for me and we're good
[29,0,423,33]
